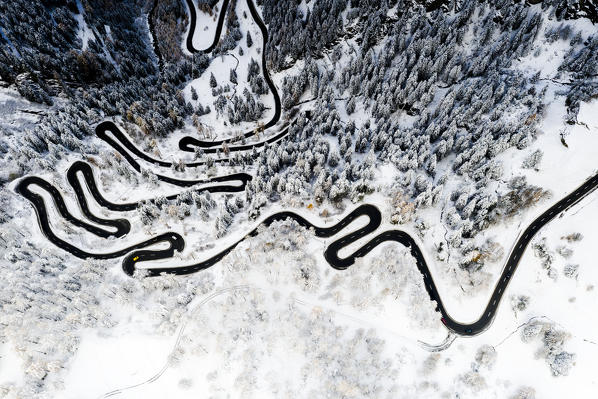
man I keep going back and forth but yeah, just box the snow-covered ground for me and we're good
[182,0,276,140]
[186,0,225,52]
[422,84,598,323]
[31,188,598,397]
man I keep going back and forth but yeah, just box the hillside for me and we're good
[0,0,597,397]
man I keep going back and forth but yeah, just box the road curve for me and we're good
[16,171,185,262]
[185,0,230,55]
[16,167,598,336]
[15,0,598,336]
[95,120,294,169]
[128,172,595,337]
[15,154,253,260]
[95,122,253,188]
[16,160,249,231]
[180,0,282,151]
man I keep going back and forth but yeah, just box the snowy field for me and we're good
[30,187,598,398]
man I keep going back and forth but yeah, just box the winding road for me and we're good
[180,0,282,151]
[15,155,250,264]
[185,0,230,55]
[95,119,293,169]
[15,162,598,336]
[147,0,290,158]
[13,0,598,337]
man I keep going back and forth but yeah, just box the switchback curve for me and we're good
[95,122,252,188]
[185,0,230,55]
[15,0,598,337]
[181,0,282,151]
[127,171,596,337]
[16,169,598,336]
[15,154,252,259]
[95,119,293,170]
[16,172,185,262]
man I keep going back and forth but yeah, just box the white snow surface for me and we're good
[75,0,95,50]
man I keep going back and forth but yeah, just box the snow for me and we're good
[479,191,598,398]
[104,25,113,42]
[578,98,598,130]
[63,331,173,399]
[182,0,276,140]
[3,1,598,397]
[186,0,225,53]
[53,195,598,398]
[297,0,312,21]
[75,0,95,50]
[59,284,437,398]
[0,344,24,390]
[419,84,598,324]
[37,80,595,399]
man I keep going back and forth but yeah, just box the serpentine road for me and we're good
[95,119,294,168]
[148,0,288,155]
[180,0,282,151]
[14,0,598,337]
[15,159,598,336]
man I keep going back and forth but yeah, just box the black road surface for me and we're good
[138,0,291,168]
[16,174,186,264]
[185,0,230,54]
[14,0,598,337]
[95,121,254,187]
[16,167,598,336]
[180,0,282,152]
[95,120,293,169]
[16,159,250,238]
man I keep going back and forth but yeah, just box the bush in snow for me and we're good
[521,149,543,171]
[474,345,497,370]
[511,386,536,399]
[563,264,579,279]
[520,320,576,376]
[511,294,531,314]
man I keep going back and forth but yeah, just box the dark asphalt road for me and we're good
[14,151,252,268]
[16,169,598,335]
[96,120,293,169]
[185,0,229,55]
[15,175,185,263]
[14,0,598,336]
[180,0,282,151]
[95,122,253,188]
